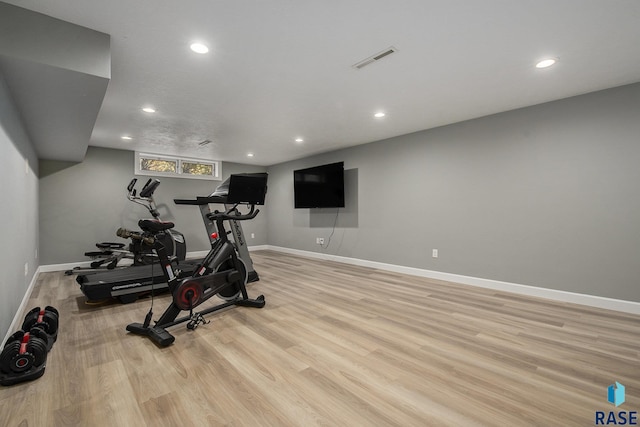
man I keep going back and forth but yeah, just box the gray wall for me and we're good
[39,147,267,265]
[266,83,640,302]
[4,72,635,344]
[0,73,39,339]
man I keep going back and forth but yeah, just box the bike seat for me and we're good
[138,219,175,233]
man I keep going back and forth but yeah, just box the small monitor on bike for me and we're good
[226,173,268,205]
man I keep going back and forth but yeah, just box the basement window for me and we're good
[135,152,221,180]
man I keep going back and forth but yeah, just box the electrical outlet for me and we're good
[251,233,255,239]
[24,262,29,276]
[316,237,325,245]
[432,249,438,258]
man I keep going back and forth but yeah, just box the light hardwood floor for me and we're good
[1,250,639,426]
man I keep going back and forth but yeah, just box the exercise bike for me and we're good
[126,173,267,347]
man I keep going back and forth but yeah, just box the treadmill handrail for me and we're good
[173,195,228,206]
[207,204,258,222]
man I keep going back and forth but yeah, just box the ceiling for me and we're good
[2,0,640,166]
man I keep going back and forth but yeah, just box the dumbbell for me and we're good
[0,328,48,376]
[21,306,59,351]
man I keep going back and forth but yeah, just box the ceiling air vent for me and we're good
[198,139,212,146]
[352,46,398,70]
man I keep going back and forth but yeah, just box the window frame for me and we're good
[134,152,222,181]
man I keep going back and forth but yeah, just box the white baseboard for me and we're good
[2,266,43,348]
[262,246,640,315]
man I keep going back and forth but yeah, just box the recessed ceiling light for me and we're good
[536,58,557,68]
[190,42,209,54]
[121,136,132,140]
[142,107,156,113]
[247,153,254,157]
[374,112,386,118]
[295,138,304,143]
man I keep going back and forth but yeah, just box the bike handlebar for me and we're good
[127,178,137,193]
[139,179,160,198]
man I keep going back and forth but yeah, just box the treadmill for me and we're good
[173,173,267,284]
[76,173,266,303]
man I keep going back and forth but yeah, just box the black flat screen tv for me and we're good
[294,162,345,209]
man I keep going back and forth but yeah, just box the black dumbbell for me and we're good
[0,329,48,375]
[22,306,59,350]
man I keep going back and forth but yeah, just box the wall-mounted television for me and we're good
[294,162,345,209]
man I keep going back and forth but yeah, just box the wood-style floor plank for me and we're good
[1,250,639,426]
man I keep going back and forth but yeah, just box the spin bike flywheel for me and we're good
[216,258,247,301]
